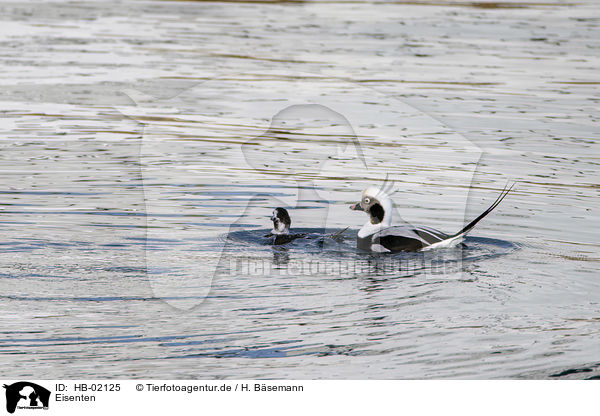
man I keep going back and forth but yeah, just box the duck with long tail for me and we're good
[350,183,514,253]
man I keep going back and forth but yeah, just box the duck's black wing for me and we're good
[374,233,424,252]
[363,226,446,252]
[362,225,461,252]
[412,226,451,244]
[268,233,307,245]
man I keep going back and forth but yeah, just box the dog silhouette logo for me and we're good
[3,382,50,414]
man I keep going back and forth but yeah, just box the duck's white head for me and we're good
[350,186,393,228]
[270,207,291,235]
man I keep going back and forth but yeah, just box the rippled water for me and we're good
[0,0,599,379]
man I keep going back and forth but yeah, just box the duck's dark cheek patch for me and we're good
[370,203,384,224]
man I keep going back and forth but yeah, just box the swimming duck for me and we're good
[265,207,307,245]
[350,184,513,252]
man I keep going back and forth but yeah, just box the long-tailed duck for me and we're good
[350,184,514,252]
[265,207,307,245]
[265,207,348,246]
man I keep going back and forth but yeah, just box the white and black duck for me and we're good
[265,207,347,246]
[350,184,514,253]
[265,207,307,245]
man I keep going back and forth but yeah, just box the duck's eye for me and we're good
[364,197,370,204]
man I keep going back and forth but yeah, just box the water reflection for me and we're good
[272,246,290,265]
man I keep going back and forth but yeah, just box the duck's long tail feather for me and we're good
[451,182,515,239]
[421,183,514,251]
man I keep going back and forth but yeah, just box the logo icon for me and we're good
[3,382,50,414]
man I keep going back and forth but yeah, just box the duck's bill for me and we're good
[350,203,364,211]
